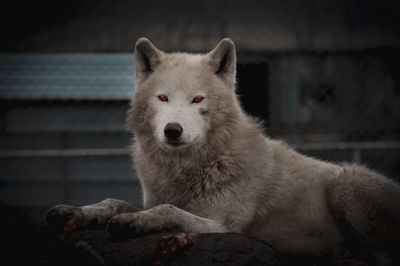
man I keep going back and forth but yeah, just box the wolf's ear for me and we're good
[134,38,165,81]
[205,38,236,81]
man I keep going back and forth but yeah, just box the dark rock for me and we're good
[48,229,280,266]
[0,202,346,266]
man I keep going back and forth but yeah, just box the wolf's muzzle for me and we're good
[164,123,183,140]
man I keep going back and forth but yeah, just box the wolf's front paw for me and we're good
[46,204,85,232]
[107,207,181,239]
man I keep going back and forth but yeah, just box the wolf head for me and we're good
[128,38,244,155]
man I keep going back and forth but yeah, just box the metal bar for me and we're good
[293,141,400,150]
[0,148,131,158]
[352,149,362,164]
[0,180,139,185]
[0,142,399,158]
[62,159,70,204]
[288,58,298,144]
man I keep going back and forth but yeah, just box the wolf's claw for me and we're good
[46,205,84,233]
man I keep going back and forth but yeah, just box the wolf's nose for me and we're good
[164,123,183,140]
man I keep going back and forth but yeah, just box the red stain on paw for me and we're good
[60,218,77,244]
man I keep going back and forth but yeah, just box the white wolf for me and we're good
[48,38,400,264]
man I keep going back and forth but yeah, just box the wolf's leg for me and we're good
[107,204,229,238]
[47,198,140,230]
[326,164,400,265]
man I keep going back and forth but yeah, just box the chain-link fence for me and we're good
[0,55,140,222]
[1,49,400,222]
[237,50,400,179]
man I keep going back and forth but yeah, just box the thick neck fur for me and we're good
[131,110,267,206]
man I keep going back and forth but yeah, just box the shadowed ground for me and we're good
[0,202,350,266]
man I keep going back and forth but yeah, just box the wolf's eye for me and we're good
[192,96,204,103]
[158,95,168,102]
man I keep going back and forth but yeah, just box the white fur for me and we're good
[47,38,400,265]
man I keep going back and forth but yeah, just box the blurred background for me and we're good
[0,0,399,223]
